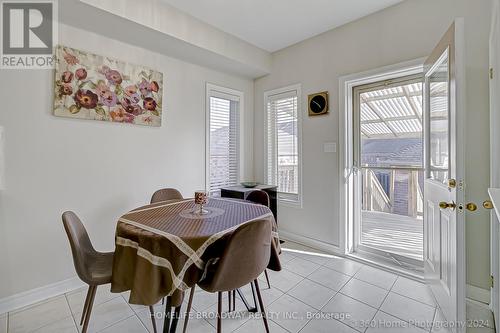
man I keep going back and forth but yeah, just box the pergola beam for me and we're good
[402,86,422,124]
[361,96,399,137]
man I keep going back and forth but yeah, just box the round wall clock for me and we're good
[308,92,329,116]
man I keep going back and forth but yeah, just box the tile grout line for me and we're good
[292,266,365,333]
[294,291,340,333]
[64,293,79,332]
[428,306,438,333]
[97,313,140,333]
[72,292,136,333]
[388,275,438,308]
[269,318,292,333]
[370,275,430,330]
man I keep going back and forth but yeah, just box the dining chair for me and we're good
[245,190,272,289]
[62,211,158,333]
[150,187,184,308]
[183,219,272,333]
[150,188,183,203]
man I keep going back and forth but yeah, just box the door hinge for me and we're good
[491,275,494,288]
[490,68,494,80]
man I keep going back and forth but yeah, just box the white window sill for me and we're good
[278,195,303,208]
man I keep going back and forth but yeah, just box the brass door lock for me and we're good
[483,200,494,210]
[465,203,478,211]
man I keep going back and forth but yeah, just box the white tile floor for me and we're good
[0,241,495,333]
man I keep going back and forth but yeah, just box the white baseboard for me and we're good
[466,284,490,305]
[279,229,344,255]
[0,277,85,314]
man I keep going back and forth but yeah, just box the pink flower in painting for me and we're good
[75,68,87,80]
[62,71,73,83]
[105,70,122,85]
[110,107,134,123]
[124,104,143,116]
[59,83,73,96]
[101,91,118,107]
[143,97,157,111]
[138,79,151,97]
[121,95,140,108]
[98,65,111,75]
[125,85,137,96]
[150,81,160,93]
[96,81,110,97]
[63,51,79,66]
[74,89,98,109]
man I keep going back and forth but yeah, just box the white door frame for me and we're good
[338,58,424,255]
[489,0,500,325]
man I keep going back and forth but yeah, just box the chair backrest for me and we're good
[246,190,270,207]
[201,219,272,292]
[62,211,97,285]
[150,188,183,204]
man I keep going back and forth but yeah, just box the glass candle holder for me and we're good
[194,191,209,215]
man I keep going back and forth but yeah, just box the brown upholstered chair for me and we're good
[62,211,158,333]
[150,187,183,307]
[246,190,270,208]
[245,190,272,289]
[183,219,272,333]
[150,188,183,204]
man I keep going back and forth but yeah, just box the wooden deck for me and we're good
[361,211,423,261]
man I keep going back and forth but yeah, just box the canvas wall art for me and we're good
[53,45,163,127]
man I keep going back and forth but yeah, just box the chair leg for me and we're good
[264,270,271,289]
[80,285,93,325]
[163,297,172,333]
[170,306,181,333]
[254,280,270,333]
[149,306,157,333]
[217,292,222,333]
[232,291,236,312]
[182,286,195,333]
[250,282,258,310]
[82,285,97,333]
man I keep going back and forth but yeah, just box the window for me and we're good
[206,84,243,196]
[265,84,302,204]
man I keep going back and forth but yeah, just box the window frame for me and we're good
[205,83,244,195]
[264,84,303,206]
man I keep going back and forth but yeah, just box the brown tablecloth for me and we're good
[111,198,281,307]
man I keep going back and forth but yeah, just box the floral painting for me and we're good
[53,45,163,127]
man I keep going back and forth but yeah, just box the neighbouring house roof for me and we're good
[362,138,423,167]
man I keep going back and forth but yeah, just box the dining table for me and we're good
[110,197,281,332]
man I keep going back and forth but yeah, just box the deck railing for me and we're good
[361,166,424,218]
[277,154,298,194]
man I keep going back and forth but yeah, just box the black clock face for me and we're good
[310,95,327,114]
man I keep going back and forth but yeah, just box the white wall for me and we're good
[64,0,271,78]
[0,23,254,299]
[254,0,492,290]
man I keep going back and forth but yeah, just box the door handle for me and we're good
[448,179,457,188]
[439,201,456,210]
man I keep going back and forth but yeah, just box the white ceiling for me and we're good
[160,0,404,52]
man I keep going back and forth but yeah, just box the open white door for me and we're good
[423,19,466,331]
